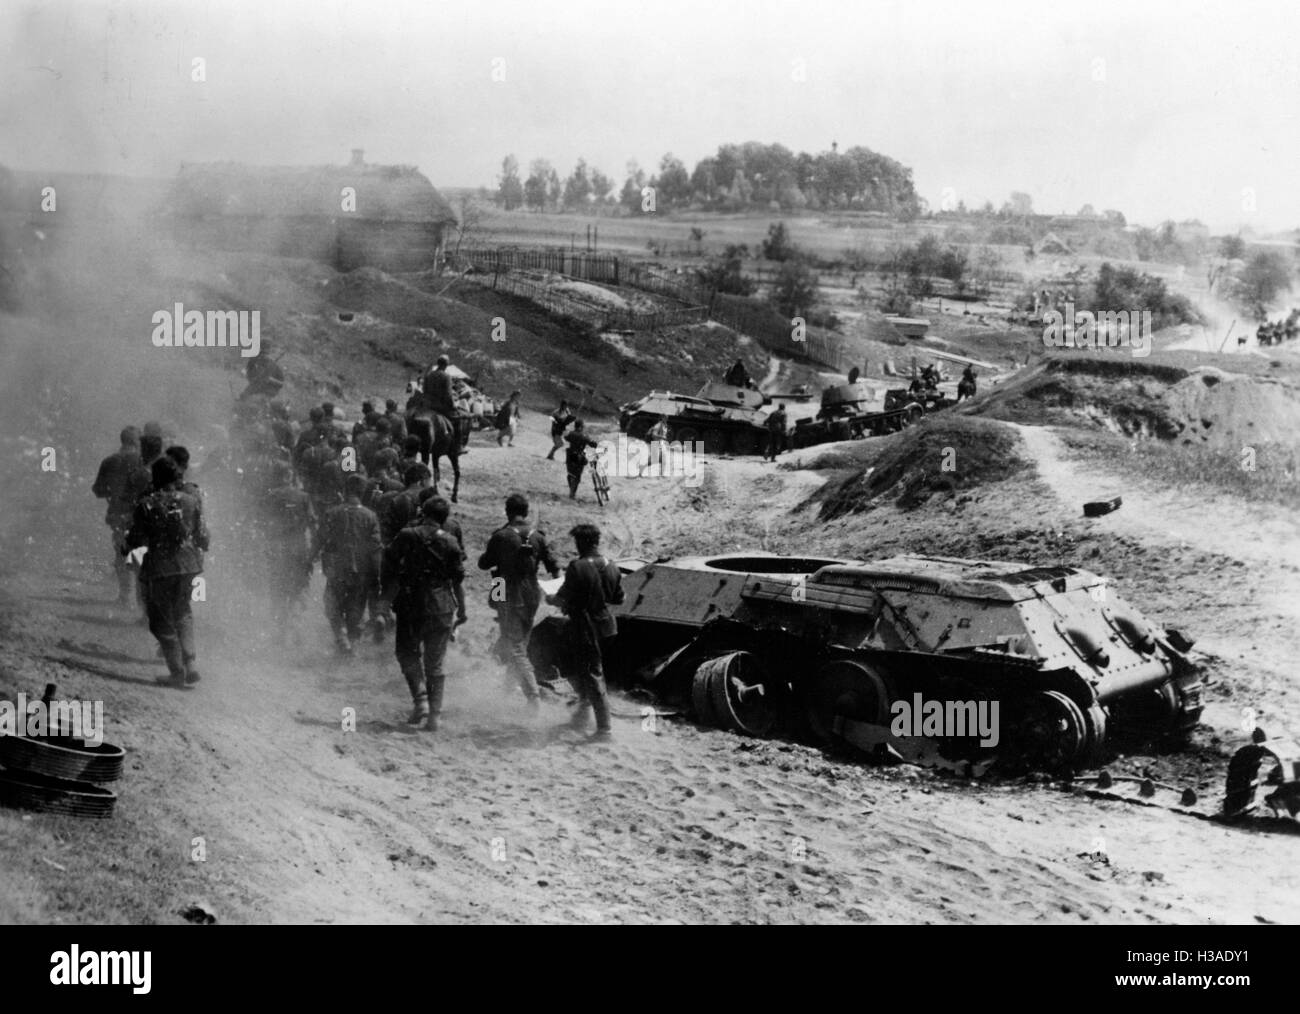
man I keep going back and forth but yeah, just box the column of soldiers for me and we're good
[1255,309,1299,347]
[93,382,625,741]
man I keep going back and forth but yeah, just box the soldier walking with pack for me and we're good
[93,425,150,605]
[312,474,382,656]
[477,493,560,709]
[259,460,315,646]
[382,496,467,730]
[124,456,210,688]
[547,523,625,741]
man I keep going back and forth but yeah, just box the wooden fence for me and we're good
[456,244,856,372]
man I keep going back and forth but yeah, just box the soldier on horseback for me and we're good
[957,364,977,402]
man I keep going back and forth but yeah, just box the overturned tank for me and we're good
[618,382,771,455]
[543,553,1205,773]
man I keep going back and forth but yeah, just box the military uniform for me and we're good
[382,518,466,728]
[553,552,625,735]
[92,445,149,602]
[564,430,599,498]
[477,520,559,703]
[313,496,381,654]
[764,409,786,461]
[260,480,315,638]
[124,481,209,685]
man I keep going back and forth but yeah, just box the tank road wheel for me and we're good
[672,426,700,448]
[803,660,892,750]
[729,430,762,456]
[704,651,776,737]
[1082,702,1109,765]
[691,661,720,728]
[1012,690,1089,773]
[900,405,923,428]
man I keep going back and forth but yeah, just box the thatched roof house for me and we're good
[166,150,456,271]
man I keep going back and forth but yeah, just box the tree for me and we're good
[761,221,798,261]
[1219,234,1247,261]
[546,166,562,210]
[524,158,553,211]
[656,153,691,208]
[1002,191,1033,217]
[620,161,647,214]
[770,260,819,318]
[1078,203,1096,217]
[1230,250,1293,319]
[563,158,592,210]
[497,155,524,210]
[938,246,970,295]
[590,169,613,205]
[696,243,754,295]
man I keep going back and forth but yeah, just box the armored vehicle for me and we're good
[618,382,771,455]
[791,382,924,448]
[591,553,1204,772]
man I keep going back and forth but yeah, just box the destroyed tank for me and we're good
[618,382,770,455]
[592,553,1204,773]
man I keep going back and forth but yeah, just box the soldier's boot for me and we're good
[183,653,201,686]
[404,672,429,725]
[424,670,445,732]
[567,696,593,731]
[591,676,612,740]
[157,643,187,687]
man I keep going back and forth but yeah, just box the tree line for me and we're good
[495,141,920,217]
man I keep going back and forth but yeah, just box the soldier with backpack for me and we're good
[124,456,210,688]
[477,493,560,708]
[382,496,467,730]
[547,523,625,741]
[259,460,315,646]
[312,474,382,656]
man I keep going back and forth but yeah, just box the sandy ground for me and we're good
[2,414,1299,925]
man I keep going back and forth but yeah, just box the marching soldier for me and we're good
[382,496,466,730]
[546,523,625,741]
[93,426,150,605]
[477,493,560,709]
[312,474,382,656]
[259,460,315,645]
[124,456,209,687]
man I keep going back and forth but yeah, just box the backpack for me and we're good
[145,490,193,556]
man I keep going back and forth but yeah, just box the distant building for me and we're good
[165,150,457,271]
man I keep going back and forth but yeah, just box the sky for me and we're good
[2,0,1298,233]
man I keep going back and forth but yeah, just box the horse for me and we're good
[405,393,463,503]
[956,375,977,402]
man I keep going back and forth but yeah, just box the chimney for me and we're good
[350,148,365,167]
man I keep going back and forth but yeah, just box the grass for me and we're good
[816,415,1031,519]
[1057,429,1300,509]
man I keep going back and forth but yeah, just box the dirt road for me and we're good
[3,418,1297,925]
